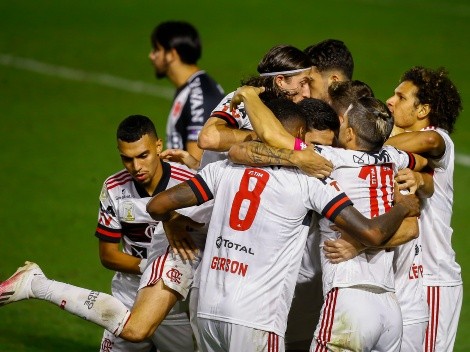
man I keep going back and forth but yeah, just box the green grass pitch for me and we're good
[0,1,469,350]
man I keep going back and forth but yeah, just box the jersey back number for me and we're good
[229,169,269,231]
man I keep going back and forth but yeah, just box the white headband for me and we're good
[259,67,311,77]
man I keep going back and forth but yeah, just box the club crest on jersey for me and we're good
[121,201,135,221]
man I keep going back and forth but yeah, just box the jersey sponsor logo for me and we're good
[166,268,182,284]
[409,263,424,280]
[101,338,113,352]
[352,149,393,165]
[115,189,132,201]
[210,256,248,277]
[189,77,205,124]
[121,201,135,221]
[216,236,255,255]
[84,291,100,309]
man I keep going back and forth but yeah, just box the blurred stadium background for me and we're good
[0,1,469,350]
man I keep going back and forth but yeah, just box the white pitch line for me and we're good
[1,53,469,168]
[0,53,174,100]
[456,153,470,167]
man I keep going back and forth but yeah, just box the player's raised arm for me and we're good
[197,116,257,152]
[385,130,446,158]
[228,141,332,178]
[230,86,299,149]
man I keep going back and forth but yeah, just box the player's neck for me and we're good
[145,164,164,196]
[168,63,200,88]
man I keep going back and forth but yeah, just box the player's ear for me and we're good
[417,103,430,120]
[155,139,163,155]
[274,75,285,89]
[166,48,178,63]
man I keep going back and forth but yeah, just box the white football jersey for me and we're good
[209,91,254,131]
[393,237,428,325]
[187,160,352,337]
[419,127,462,286]
[316,145,415,294]
[96,161,196,257]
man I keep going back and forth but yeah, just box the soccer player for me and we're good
[320,80,431,352]
[95,114,196,351]
[385,66,463,352]
[304,39,354,103]
[227,86,426,351]
[145,97,421,352]
[149,21,225,164]
[197,44,332,176]
[283,98,340,351]
[0,115,207,349]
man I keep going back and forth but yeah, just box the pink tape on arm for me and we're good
[294,138,307,151]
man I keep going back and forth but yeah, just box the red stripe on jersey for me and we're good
[96,227,121,238]
[191,177,210,202]
[425,286,439,352]
[324,196,350,219]
[106,171,130,185]
[211,111,238,127]
[171,166,195,180]
[172,175,192,182]
[107,175,133,190]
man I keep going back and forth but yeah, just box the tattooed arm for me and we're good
[146,182,203,259]
[228,141,332,178]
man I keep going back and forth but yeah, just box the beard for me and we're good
[154,59,169,79]
[155,69,167,79]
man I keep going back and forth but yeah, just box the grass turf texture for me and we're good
[0,0,469,350]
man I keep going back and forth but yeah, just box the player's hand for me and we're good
[394,183,420,217]
[160,149,199,170]
[230,86,265,111]
[293,146,333,178]
[163,213,204,261]
[323,227,365,263]
[395,168,423,195]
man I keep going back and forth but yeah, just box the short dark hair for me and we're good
[117,115,158,142]
[400,66,462,133]
[304,39,354,80]
[265,98,307,132]
[150,21,201,64]
[329,80,374,116]
[347,97,393,151]
[298,98,339,132]
[241,45,312,102]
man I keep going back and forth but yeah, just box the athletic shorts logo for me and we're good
[101,338,113,352]
[166,268,182,284]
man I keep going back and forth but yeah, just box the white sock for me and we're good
[31,276,130,336]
